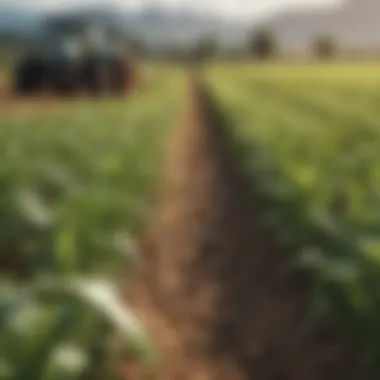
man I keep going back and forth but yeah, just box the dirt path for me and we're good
[127,76,374,380]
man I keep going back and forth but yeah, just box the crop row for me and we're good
[208,70,380,368]
[0,72,184,380]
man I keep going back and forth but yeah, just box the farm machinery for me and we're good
[13,14,136,96]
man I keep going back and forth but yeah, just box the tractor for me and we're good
[13,14,136,96]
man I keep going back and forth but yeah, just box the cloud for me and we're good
[1,0,342,19]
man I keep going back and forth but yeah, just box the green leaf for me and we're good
[55,228,77,274]
[14,308,79,380]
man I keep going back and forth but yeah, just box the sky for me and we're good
[1,0,342,19]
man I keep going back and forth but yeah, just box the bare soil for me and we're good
[0,83,138,118]
[0,94,61,117]
[127,76,374,380]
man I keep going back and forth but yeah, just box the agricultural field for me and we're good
[0,65,185,380]
[3,59,380,380]
[208,62,380,368]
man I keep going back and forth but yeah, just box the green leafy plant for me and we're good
[208,63,380,369]
[0,68,184,380]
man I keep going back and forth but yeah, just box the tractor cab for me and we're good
[42,16,108,59]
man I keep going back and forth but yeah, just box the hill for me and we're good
[263,0,380,51]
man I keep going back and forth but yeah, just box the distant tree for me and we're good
[313,35,338,59]
[249,27,278,59]
[191,36,219,62]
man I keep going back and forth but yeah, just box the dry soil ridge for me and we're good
[127,76,374,380]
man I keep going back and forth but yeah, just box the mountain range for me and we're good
[0,4,247,48]
[264,0,380,51]
[0,0,379,50]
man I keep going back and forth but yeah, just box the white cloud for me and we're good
[1,0,342,19]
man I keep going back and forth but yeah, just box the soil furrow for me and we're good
[127,76,374,380]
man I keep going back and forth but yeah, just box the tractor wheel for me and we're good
[80,59,110,96]
[109,58,127,95]
[124,59,136,92]
[50,60,79,96]
[14,56,47,95]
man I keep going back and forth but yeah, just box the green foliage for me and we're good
[0,70,184,380]
[208,63,380,369]
[313,35,338,59]
[249,27,278,60]
[192,36,219,62]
